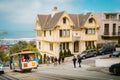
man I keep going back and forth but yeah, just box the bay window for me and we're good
[85,28,95,34]
[59,29,70,37]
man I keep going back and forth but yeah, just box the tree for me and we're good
[59,50,63,58]
[9,41,37,54]
[64,49,67,57]
[93,44,96,49]
[0,50,9,62]
[67,49,73,57]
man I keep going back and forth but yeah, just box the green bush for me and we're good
[93,44,96,48]
[59,50,63,58]
[64,49,67,57]
[67,49,71,55]
[67,49,73,57]
[86,46,91,50]
[59,49,73,58]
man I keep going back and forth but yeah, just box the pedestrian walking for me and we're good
[58,57,61,64]
[77,55,82,67]
[62,56,64,63]
[54,57,58,66]
[72,56,77,68]
[46,56,50,65]
[10,56,14,70]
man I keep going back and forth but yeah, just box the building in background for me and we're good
[34,7,99,57]
[94,12,120,45]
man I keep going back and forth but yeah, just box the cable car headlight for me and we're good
[32,62,35,66]
[24,63,28,67]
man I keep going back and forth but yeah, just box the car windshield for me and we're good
[99,46,106,50]
[81,51,87,54]
[113,52,119,55]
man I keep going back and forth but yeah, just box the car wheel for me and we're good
[113,68,118,75]
[1,71,4,74]
[109,55,112,57]
[2,71,4,74]
[82,56,86,59]
[116,55,119,57]
[102,53,104,55]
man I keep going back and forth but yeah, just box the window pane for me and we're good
[59,30,62,37]
[63,43,65,49]
[66,43,69,49]
[92,29,94,34]
[63,30,66,36]
[44,31,46,36]
[106,14,109,19]
[88,29,91,34]
[86,28,95,34]
[49,30,51,36]
[63,18,66,24]
[104,24,109,35]
[89,18,93,23]
[113,24,116,35]
[66,30,70,36]
[39,42,41,49]
[118,26,120,35]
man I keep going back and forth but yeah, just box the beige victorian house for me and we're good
[34,7,99,57]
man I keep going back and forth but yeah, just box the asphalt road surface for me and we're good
[1,69,120,80]
[1,55,120,80]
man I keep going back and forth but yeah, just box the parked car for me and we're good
[109,51,120,57]
[0,64,4,74]
[98,45,116,55]
[109,63,120,75]
[79,49,98,59]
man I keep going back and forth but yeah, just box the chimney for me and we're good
[51,6,58,17]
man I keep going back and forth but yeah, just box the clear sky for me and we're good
[0,0,120,32]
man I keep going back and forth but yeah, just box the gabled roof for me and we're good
[37,14,50,28]
[44,11,65,29]
[37,11,65,30]
[69,13,91,29]
[37,11,92,30]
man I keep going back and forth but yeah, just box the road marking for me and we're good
[30,78,39,80]
[5,71,39,80]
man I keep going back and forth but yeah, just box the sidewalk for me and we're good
[37,59,110,77]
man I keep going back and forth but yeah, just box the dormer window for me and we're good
[89,18,94,23]
[63,17,66,24]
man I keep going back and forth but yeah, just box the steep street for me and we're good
[1,55,120,80]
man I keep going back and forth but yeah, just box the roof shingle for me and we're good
[37,11,92,30]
